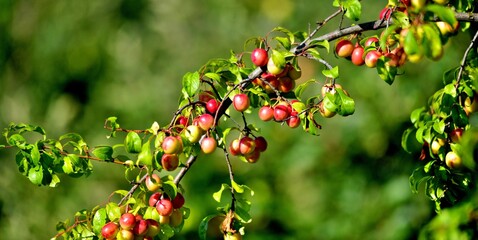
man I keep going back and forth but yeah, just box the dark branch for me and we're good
[456,29,478,88]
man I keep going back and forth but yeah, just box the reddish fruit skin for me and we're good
[133,219,149,236]
[199,91,214,103]
[201,137,217,154]
[365,37,379,47]
[287,111,301,128]
[149,192,162,207]
[384,53,399,67]
[450,128,464,143]
[278,76,295,93]
[351,46,365,66]
[379,7,392,20]
[101,222,119,239]
[116,229,134,240]
[233,94,250,112]
[335,39,354,58]
[239,136,256,155]
[251,48,269,67]
[161,153,179,171]
[145,219,160,237]
[145,174,162,192]
[254,136,268,152]
[259,106,274,121]
[169,209,183,227]
[401,0,411,6]
[446,151,462,169]
[120,213,136,230]
[156,198,174,216]
[264,77,280,93]
[175,116,188,131]
[162,136,182,154]
[365,50,382,68]
[198,114,215,131]
[274,105,290,121]
[206,99,219,114]
[245,149,261,163]
[229,139,241,156]
[172,193,185,209]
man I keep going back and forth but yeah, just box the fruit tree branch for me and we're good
[456,29,478,89]
[297,12,478,53]
[173,154,198,185]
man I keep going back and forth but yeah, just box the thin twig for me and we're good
[456,30,478,88]
[119,174,148,205]
[294,8,343,54]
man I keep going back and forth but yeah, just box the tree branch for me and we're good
[173,154,198,186]
[456,29,478,88]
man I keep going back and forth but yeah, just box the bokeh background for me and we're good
[0,0,472,239]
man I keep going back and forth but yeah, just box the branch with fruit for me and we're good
[1,0,478,239]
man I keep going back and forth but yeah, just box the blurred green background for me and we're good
[0,0,472,239]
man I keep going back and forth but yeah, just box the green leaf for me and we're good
[335,0,361,21]
[105,202,121,222]
[124,131,142,154]
[403,27,423,58]
[160,223,175,239]
[433,120,446,134]
[422,23,443,61]
[335,88,355,116]
[105,117,120,138]
[402,128,419,153]
[49,174,60,187]
[92,208,107,235]
[231,180,244,194]
[234,204,252,224]
[376,58,397,85]
[308,39,330,52]
[443,83,457,97]
[198,214,221,240]
[182,71,201,98]
[204,72,221,82]
[425,4,458,27]
[409,167,431,193]
[92,146,113,161]
[213,183,230,203]
[322,66,339,79]
[306,48,321,59]
[270,50,286,69]
[31,144,41,165]
[28,166,43,185]
[391,11,410,29]
[410,107,426,125]
[7,134,26,148]
[162,180,178,199]
[272,27,295,50]
[137,140,153,166]
[415,125,426,144]
[275,36,291,51]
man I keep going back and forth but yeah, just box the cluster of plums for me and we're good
[335,0,458,69]
[250,48,302,94]
[335,36,407,68]
[101,173,186,239]
[229,135,268,163]
[101,213,161,240]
